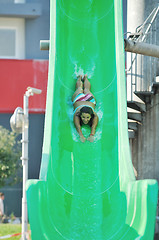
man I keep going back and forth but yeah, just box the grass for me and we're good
[0,224,31,240]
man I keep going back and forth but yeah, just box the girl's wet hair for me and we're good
[79,106,94,126]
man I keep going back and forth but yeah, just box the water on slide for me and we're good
[26,0,158,239]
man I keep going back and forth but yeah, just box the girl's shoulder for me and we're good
[75,111,80,117]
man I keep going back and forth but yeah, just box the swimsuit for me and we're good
[73,93,96,115]
[73,93,96,105]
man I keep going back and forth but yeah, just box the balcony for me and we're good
[0,3,42,18]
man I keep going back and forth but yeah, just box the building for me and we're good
[0,0,50,217]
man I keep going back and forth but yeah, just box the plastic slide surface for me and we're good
[26,0,158,239]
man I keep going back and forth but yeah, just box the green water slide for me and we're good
[26,0,158,239]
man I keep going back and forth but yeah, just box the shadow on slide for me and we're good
[26,0,158,239]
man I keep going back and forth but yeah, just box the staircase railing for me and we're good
[126,6,159,102]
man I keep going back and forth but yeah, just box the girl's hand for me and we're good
[87,135,94,142]
[80,136,86,143]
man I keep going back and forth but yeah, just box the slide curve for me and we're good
[26,0,158,239]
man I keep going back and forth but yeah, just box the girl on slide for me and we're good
[72,74,98,143]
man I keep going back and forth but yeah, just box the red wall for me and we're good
[0,59,48,113]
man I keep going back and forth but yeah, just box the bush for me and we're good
[0,126,21,187]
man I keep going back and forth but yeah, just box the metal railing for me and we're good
[126,6,159,101]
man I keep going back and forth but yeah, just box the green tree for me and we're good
[0,126,21,187]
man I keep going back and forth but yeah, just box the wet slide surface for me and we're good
[26,0,158,239]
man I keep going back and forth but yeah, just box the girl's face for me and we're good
[81,113,91,124]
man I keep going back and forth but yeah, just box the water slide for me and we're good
[26,0,158,239]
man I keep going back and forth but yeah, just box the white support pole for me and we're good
[10,87,41,240]
[19,87,41,240]
[21,94,29,240]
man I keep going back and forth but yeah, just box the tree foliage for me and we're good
[0,126,21,187]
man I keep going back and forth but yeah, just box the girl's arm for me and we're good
[74,114,86,142]
[87,114,98,142]
[91,114,98,135]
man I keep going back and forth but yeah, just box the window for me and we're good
[0,18,25,59]
[0,29,16,57]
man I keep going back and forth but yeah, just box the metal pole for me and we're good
[124,39,159,58]
[21,93,29,240]
[40,40,50,50]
